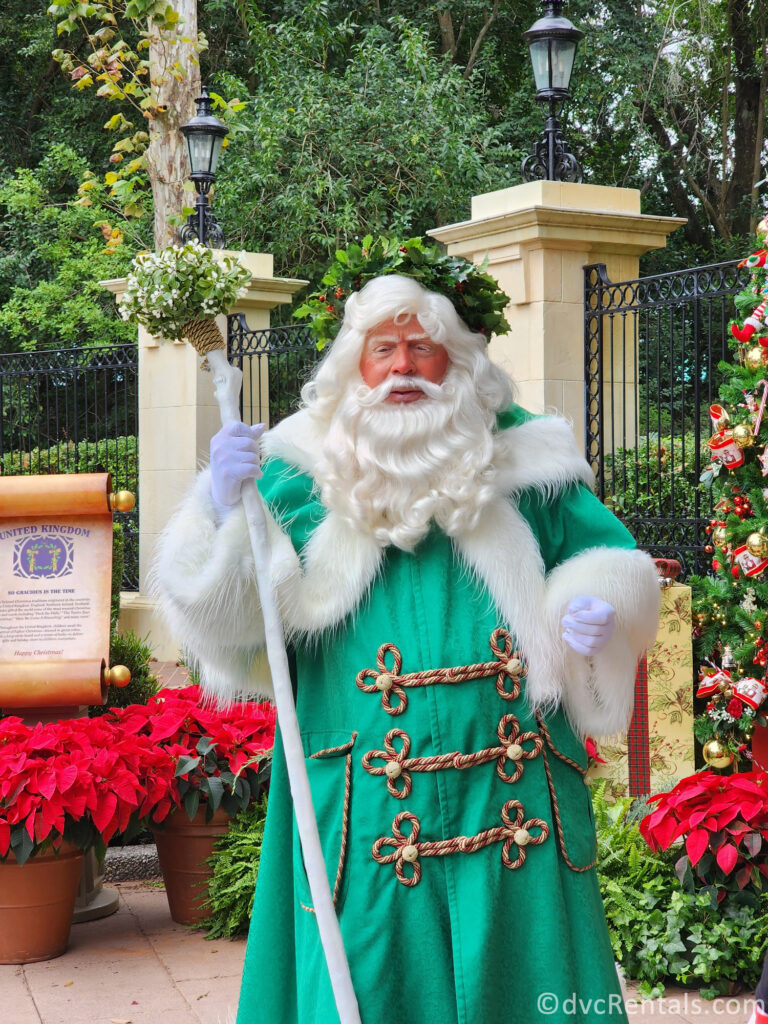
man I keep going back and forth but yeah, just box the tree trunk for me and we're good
[146,0,201,250]
[726,0,762,235]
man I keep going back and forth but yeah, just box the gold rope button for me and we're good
[376,672,395,692]
[513,828,531,847]
[401,844,419,863]
[506,743,523,761]
[385,761,403,779]
[506,657,524,677]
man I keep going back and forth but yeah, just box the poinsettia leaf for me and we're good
[736,865,753,889]
[686,829,710,866]
[10,826,34,866]
[174,755,200,778]
[183,788,200,821]
[716,841,739,874]
[743,832,763,857]
[202,775,224,812]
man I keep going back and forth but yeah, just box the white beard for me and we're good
[312,368,500,550]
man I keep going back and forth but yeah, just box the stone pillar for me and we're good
[429,182,684,443]
[101,252,307,659]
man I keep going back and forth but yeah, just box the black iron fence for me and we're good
[584,259,750,577]
[227,316,320,425]
[0,344,139,590]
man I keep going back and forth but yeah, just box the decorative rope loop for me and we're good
[362,716,544,798]
[355,629,528,715]
[181,317,225,357]
[371,800,550,887]
[535,714,597,873]
[495,714,544,784]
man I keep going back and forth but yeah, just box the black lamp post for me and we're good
[521,1,584,183]
[178,86,228,247]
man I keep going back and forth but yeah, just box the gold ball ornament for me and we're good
[712,525,728,546]
[702,738,735,768]
[747,346,765,370]
[733,423,756,448]
[747,532,768,558]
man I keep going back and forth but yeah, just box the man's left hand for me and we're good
[561,596,616,656]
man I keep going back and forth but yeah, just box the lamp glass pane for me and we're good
[187,133,215,175]
[209,136,224,175]
[528,39,551,92]
[549,38,577,91]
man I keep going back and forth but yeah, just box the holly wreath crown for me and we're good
[293,235,511,349]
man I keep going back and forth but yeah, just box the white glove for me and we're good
[209,421,266,514]
[561,596,616,656]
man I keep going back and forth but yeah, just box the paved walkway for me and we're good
[2,876,758,1024]
[3,882,244,1024]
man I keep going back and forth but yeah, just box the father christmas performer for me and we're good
[155,270,660,1024]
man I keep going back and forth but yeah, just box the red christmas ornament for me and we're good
[732,564,740,577]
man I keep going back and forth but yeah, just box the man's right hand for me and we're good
[209,421,266,512]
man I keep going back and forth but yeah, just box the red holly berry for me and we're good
[318,293,326,302]
[326,304,335,313]
[334,288,344,299]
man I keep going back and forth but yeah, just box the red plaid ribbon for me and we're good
[626,656,650,796]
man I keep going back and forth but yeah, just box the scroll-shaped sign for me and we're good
[0,474,132,708]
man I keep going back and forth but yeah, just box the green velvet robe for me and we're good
[236,444,636,1024]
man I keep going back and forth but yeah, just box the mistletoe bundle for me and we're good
[118,241,250,351]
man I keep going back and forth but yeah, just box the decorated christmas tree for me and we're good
[692,226,768,770]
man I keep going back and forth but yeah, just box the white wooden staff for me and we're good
[183,318,360,1024]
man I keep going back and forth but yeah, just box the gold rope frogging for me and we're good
[362,715,543,799]
[535,714,597,873]
[371,800,549,886]
[355,628,526,716]
[309,732,358,906]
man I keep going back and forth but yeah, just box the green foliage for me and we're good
[592,781,768,995]
[213,16,512,286]
[119,242,251,341]
[604,434,701,519]
[1,436,138,496]
[0,145,147,352]
[201,793,268,939]
[92,628,160,716]
[294,235,510,348]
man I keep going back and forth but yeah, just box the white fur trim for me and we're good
[494,415,595,496]
[151,469,299,702]
[542,547,661,740]
[155,409,652,732]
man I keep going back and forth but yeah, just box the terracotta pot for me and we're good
[152,805,230,925]
[0,842,83,964]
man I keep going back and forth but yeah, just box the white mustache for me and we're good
[354,375,453,407]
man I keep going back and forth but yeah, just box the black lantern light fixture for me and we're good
[178,86,228,248]
[521,1,584,183]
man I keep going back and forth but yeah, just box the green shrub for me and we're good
[592,781,768,996]
[603,433,701,520]
[201,793,269,940]
[1,435,138,495]
[90,629,159,717]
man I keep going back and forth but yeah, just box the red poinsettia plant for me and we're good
[0,713,174,866]
[106,685,276,825]
[640,770,768,899]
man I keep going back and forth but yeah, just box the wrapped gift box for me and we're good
[587,579,695,799]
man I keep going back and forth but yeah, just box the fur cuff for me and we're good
[542,547,661,739]
[151,469,299,702]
